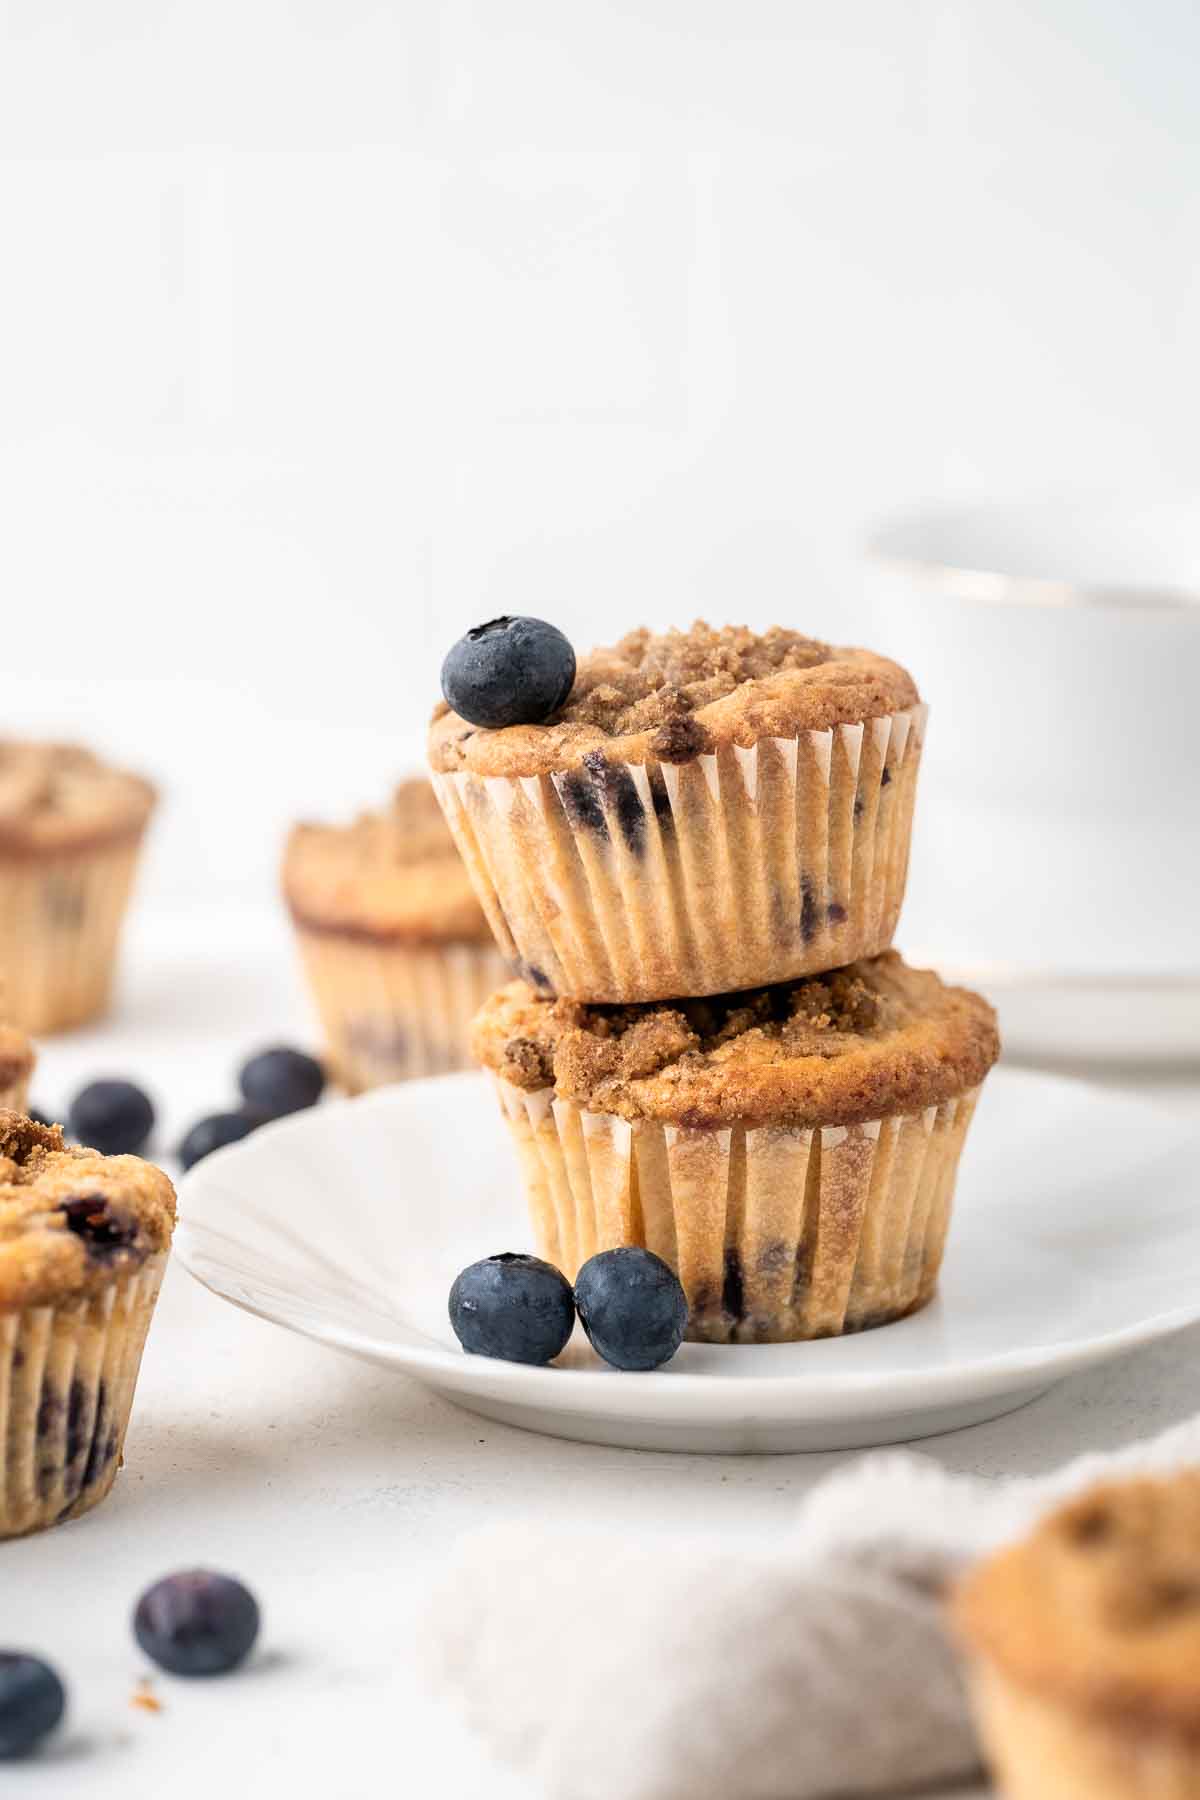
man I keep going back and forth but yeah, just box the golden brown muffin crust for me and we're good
[0,1113,176,1309]
[429,622,919,777]
[955,1473,1200,1743]
[0,1027,34,1086]
[282,778,493,946]
[0,741,156,857]
[473,951,998,1127]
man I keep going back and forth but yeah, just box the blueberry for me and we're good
[449,1253,575,1365]
[67,1080,154,1156]
[133,1571,260,1677]
[26,1106,54,1129]
[0,1653,65,1759]
[573,1247,688,1371]
[178,1112,259,1171]
[441,616,576,730]
[238,1047,324,1119]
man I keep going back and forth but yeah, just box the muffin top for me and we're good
[0,740,156,856]
[283,778,493,944]
[0,1113,176,1309]
[955,1472,1200,1741]
[473,951,998,1128]
[0,1027,34,1090]
[430,622,919,777]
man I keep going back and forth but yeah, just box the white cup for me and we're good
[865,501,1200,1057]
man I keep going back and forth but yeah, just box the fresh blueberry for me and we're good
[133,1571,260,1677]
[178,1112,259,1172]
[67,1080,154,1156]
[574,1247,688,1371]
[441,616,576,730]
[238,1047,324,1119]
[0,1653,65,1759]
[449,1253,575,1365]
[26,1106,54,1129]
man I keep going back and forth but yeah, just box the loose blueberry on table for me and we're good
[0,1652,65,1759]
[178,1110,260,1171]
[449,1253,576,1365]
[441,616,576,730]
[134,1570,261,1677]
[574,1248,688,1371]
[67,1079,155,1156]
[238,1047,325,1120]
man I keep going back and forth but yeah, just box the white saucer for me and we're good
[176,1069,1200,1455]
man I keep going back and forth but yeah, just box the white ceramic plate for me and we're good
[176,1069,1200,1454]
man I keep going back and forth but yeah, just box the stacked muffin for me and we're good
[431,621,999,1344]
[283,779,508,1092]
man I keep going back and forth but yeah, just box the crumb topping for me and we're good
[474,952,998,1128]
[956,1472,1200,1740]
[558,624,834,737]
[429,621,919,778]
[0,741,156,855]
[0,1112,176,1308]
[282,778,493,945]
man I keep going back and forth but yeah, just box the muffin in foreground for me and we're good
[431,622,926,1003]
[0,741,156,1034]
[954,1472,1200,1800]
[0,1112,175,1536]
[473,951,998,1343]
[283,780,509,1092]
[0,1026,35,1113]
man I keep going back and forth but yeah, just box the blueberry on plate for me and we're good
[449,1253,575,1365]
[178,1111,259,1172]
[441,616,576,731]
[67,1080,155,1156]
[237,1047,324,1120]
[574,1247,688,1372]
[0,1652,66,1759]
[133,1570,260,1677]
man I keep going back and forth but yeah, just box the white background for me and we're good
[5,0,1200,915]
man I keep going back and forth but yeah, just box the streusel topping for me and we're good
[0,1113,175,1309]
[430,622,919,777]
[956,1472,1200,1740]
[473,952,998,1128]
[0,742,156,855]
[283,778,492,945]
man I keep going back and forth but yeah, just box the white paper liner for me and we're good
[966,1661,1200,1800]
[493,1078,979,1343]
[0,1254,167,1537]
[293,930,509,1092]
[432,705,926,1002]
[0,838,146,1034]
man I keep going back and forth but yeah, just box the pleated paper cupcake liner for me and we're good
[0,1071,31,1113]
[0,1254,167,1538]
[432,704,926,1003]
[293,929,510,1093]
[0,837,147,1035]
[967,1662,1199,1800]
[493,1078,979,1343]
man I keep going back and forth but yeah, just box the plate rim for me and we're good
[176,1068,1200,1420]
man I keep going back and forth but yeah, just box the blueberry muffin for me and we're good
[473,950,997,1342]
[283,779,509,1092]
[955,1472,1200,1799]
[0,1112,175,1536]
[0,1027,35,1113]
[430,622,925,1004]
[0,741,156,1034]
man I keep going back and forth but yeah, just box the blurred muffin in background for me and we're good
[283,779,508,1092]
[0,1026,34,1112]
[0,742,156,1034]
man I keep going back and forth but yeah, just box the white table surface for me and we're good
[6,906,1200,1799]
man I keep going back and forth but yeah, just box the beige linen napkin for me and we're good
[423,1416,1200,1800]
